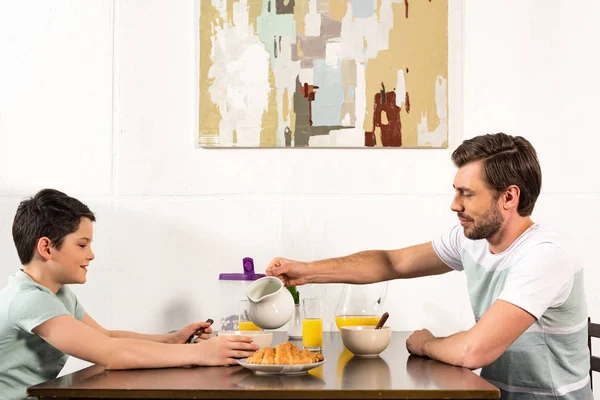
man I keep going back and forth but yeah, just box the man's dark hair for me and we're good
[12,189,96,265]
[451,133,542,217]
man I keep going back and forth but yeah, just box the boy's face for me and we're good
[49,217,95,284]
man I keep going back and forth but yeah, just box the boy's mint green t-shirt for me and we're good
[0,270,85,400]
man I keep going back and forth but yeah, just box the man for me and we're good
[0,189,258,400]
[267,133,591,400]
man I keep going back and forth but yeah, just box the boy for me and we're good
[0,189,258,400]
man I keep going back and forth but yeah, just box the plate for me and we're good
[237,358,326,375]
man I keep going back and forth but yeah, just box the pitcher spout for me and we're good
[245,276,284,302]
[246,293,260,303]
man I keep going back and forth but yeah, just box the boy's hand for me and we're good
[168,321,213,344]
[195,335,259,366]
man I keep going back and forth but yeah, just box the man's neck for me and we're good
[487,216,535,254]
[22,262,62,294]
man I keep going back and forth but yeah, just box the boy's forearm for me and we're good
[107,330,171,343]
[103,338,198,369]
[308,250,394,284]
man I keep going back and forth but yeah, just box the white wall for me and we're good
[1,0,599,383]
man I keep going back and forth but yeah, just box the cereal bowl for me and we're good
[340,326,391,357]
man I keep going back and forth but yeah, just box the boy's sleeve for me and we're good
[60,285,86,320]
[431,224,465,271]
[498,243,573,319]
[8,288,70,333]
[74,295,85,320]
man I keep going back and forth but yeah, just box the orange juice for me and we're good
[302,318,323,349]
[335,315,379,330]
[239,321,261,331]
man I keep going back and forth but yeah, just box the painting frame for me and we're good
[196,0,457,149]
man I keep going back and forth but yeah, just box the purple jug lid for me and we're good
[219,257,266,281]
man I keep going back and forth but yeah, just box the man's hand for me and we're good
[266,257,310,286]
[406,329,435,357]
[195,335,259,366]
[168,321,213,344]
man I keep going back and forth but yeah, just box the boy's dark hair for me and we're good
[451,133,542,217]
[12,189,96,265]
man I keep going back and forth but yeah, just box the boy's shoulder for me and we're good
[1,270,79,306]
[0,270,36,331]
[1,270,71,311]
[1,270,47,299]
[0,270,29,302]
[1,271,81,334]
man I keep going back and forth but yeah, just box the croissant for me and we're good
[246,341,324,365]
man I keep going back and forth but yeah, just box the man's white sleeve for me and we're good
[431,224,465,271]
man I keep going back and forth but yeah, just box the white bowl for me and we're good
[340,326,391,357]
[218,330,273,349]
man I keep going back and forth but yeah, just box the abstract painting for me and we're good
[198,0,448,148]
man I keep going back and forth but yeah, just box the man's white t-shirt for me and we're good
[433,224,591,400]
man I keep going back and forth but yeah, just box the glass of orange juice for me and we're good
[302,297,323,351]
[238,300,261,331]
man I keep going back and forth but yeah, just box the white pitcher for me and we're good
[245,277,295,329]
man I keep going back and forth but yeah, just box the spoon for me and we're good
[187,318,214,343]
[375,312,389,329]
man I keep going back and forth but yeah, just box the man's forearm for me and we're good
[308,250,395,284]
[422,331,481,369]
[108,330,172,343]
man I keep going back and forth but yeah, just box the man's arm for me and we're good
[34,315,258,369]
[407,299,536,369]
[386,242,454,279]
[267,242,452,286]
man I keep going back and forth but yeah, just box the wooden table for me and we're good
[29,332,500,399]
